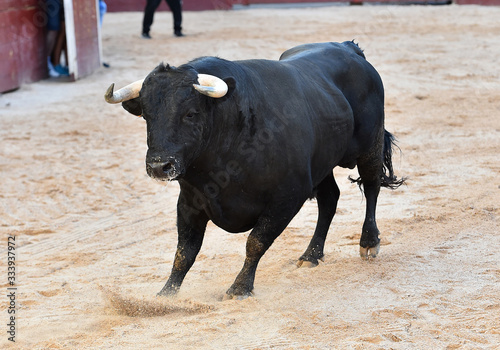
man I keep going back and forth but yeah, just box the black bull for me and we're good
[105,41,404,298]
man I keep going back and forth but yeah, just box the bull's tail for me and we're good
[381,130,406,189]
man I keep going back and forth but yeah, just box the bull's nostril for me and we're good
[162,162,173,174]
[146,160,176,179]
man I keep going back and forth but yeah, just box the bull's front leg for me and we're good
[157,194,208,296]
[225,205,300,299]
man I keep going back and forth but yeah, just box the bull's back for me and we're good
[233,43,371,185]
[279,41,382,99]
[280,41,386,167]
[279,41,365,61]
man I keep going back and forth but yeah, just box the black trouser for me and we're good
[142,0,182,34]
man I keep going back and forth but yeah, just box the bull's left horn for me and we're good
[193,74,228,98]
[104,79,145,104]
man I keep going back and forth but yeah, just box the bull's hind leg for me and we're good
[356,135,384,259]
[297,172,340,267]
[359,177,381,259]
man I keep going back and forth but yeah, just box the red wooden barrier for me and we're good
[234,0,498,5]
[107,0,500,11]
[455,0,500,4]
[106,0,233,12]
[1,0,498,93]
[69,0,101,80]
[0,0,46,93]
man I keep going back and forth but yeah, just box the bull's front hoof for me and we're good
[296,260,317,268]
[156,286,178,297]
[359,243,380,259]
[296,256,324,268]
[224,285,253,301]
[222,292,252,301]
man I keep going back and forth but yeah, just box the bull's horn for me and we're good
[104,79,145,104]
[193,74,228,98]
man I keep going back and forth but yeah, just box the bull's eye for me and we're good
[183,111,198,121]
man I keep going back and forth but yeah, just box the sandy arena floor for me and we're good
[1,4,499,349]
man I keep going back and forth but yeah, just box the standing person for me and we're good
[98,0,107,28]
[98,0,110,68]
[44,0,69,77]
[142,0,183,39]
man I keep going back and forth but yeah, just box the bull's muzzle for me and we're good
[146,158,180,181]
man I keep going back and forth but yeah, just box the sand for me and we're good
[1,4,499,349]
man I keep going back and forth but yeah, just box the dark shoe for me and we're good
[142,33,152,39]
[54,64,69,76]
[174,30,184,37]
[103,62,110,68]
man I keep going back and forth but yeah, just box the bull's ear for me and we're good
[222,77,236,99]
[122,98,142,116]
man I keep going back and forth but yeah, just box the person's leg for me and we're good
[45,0,62,76]
[142,0,162,36]
[52,20,65,66]
[46,31,58,59]
[52,20,69,75]
[165,0,182,36]
[99,0,107,28]
[46,0,62,54]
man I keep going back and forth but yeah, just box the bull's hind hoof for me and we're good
[359,243,380,259]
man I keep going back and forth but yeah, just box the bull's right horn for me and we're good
[104,79,145,104]
[193,74,228,98]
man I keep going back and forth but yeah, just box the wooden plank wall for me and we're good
[236,0,447,4]
[232,0,500,5]
[1,0,498,93]
[106,0,500,11]
[70,0,100,80]
[106,0,233,12]
[0,0,46,92]
[455,0,500,4]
